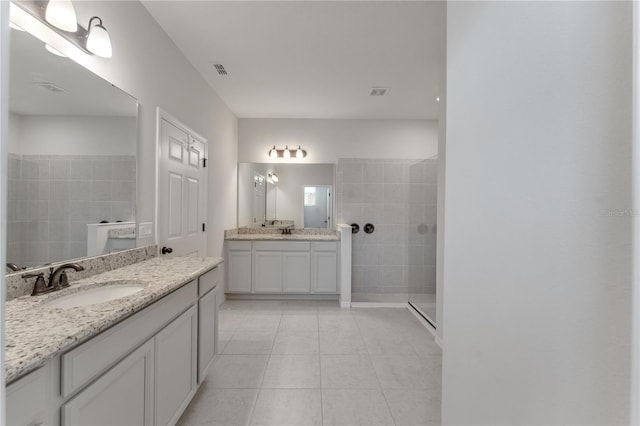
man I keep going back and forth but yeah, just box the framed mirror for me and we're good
[6,24,138,272]
[238,163,335,229]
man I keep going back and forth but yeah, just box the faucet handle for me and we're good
[22,273,52,296]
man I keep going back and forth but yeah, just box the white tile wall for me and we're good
[6,154,135,268]
[336,158,437,302]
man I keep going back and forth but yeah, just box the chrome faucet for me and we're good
[48,263,85,289]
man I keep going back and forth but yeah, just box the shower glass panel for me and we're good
[407,159,437,327]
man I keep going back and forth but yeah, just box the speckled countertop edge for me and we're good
[225,233,340,241]
[5,256,223,384]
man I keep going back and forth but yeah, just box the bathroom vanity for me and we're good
[225,231,340,296]
[5,255,222,426]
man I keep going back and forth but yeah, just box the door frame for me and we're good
[155,107,208,256]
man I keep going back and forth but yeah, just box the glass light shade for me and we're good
[296,145,304,159]
[283,146,291,158]
[45,0,78,32]
[45,44,66,57]
[270,173,279,183]
[87,22,112,58]
[269,146,278,159]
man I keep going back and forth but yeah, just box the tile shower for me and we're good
[7,154,136,268]
[336,158,437,322]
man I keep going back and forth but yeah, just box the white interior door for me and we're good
[158,115,207,257]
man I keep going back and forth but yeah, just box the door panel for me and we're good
[158,116,207,257]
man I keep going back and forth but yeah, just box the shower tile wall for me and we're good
[336,159,437,303]
[7,154,135,268]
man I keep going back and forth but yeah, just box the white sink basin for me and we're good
[45,280,146,309]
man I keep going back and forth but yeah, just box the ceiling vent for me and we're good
[33,81,66,93]
[369,87,389,97]
[213,64,228,76]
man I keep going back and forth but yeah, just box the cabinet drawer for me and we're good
[314,242,337,252]
[254,241,310,251]
[198,267,219,296]
[61,280,198,398]
[7,366,48,426]
[227,241,251,251]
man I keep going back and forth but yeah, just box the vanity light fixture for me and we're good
[45,0,77,32]
[266,145,307,160]
[86,16,112,58]
[11,1,113,59]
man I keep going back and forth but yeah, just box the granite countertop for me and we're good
[225,233,340,241]
[5,256,223,384]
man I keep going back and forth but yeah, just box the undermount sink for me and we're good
[44,280,147,309]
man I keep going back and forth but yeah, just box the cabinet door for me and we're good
[7,366,49,426]
[155,305,198,426]
[227,251,252,292]
[61,340,155,426]
[254,251,283,292]
[198,289,216,383]
[313,251,338,293]
[283,252,311,292]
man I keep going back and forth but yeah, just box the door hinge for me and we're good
[202,223,206,232]
[203,158,207,167]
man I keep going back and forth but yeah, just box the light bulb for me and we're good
[269,146,278,159]
[45,0,78,32]
[271,173,279,183]
[86,17,112,58]
[296,145,304,159]
[283,146,290,158]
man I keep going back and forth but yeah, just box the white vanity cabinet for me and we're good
[226,240,338,295]
[6,366,50,426]
[227,241,252,292]
[61,339,155,426]
[7,264,220,426]
[312,242,338,293]
[197,267,219,383]
[254,242,311,293]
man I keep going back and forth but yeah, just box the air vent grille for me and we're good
[214,64,228,76]
[369,87,389,97]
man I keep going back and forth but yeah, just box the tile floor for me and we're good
[178,300,442,426]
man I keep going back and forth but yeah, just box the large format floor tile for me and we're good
[250,389,322,426]
[180,300,442,426]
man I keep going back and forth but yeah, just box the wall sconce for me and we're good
[12,0,113,58]
[267,145,307,159]
[267,172,279,183]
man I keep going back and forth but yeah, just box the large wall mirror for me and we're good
[6,23,138,272]
[238,163,335,229]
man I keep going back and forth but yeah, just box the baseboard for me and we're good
[339,301,351,308]
[350,302,408,308]
[225,293,339,301]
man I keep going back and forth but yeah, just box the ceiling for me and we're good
[142,1,445,120]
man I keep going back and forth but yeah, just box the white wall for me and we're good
[442,2,632,425]
[238,118,437,163]
[9,115,136,156]
[30,1,239,259]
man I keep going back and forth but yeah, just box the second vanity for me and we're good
[5,253,223,426]
[225,229,340,296]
